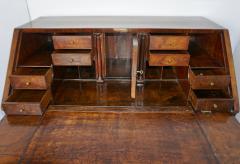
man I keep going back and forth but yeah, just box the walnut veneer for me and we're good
[1,16,239,115]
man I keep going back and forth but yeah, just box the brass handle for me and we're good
[19,108,24,112]
[70,58,74,63]
[213,104,218,109]
[210,82,215,86]
[199,73,204,76]
[25,82,31,86]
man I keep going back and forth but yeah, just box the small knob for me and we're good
[213,104,218,109]
[199,73,204,76]
[168,59,173,63]
[70,40,75,44]
[210,82,215,86]
[19,108,24,112]
[25,82,31,86]
[70,58,74,63]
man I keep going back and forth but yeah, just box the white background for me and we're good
[1,0,240,119]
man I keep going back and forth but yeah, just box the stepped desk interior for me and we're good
[1,16,240,163]
[1,16,239,115]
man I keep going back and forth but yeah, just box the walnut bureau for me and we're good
[1,16,239,115]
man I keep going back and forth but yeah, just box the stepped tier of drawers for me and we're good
[148,35,190,66]
[3,67,53,115]
[149,35,233,112]
[52,35,93,67]
[189,68,233,112]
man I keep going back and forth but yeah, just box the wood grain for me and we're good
[53,35,92,49]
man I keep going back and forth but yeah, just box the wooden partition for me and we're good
[1,16,239,115]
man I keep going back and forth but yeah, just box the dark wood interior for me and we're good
[0,16,239,163]
[1,16,239,115]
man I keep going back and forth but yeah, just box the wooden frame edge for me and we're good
[223,30,239,113]
[1,29,21,104]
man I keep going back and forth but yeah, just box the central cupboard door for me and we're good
[104,33,139,99]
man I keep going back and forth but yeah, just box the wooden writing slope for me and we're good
[1,16,239,115]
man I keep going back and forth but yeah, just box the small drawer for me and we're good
[149,51,190,66]
[10,68,53,90]
[53,35,92,49]
[2,90,52,115]
[189,89,233,112]
[52,50,92,66]
[149,35,190,50]
[189,69,230,89]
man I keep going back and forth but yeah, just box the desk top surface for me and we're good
[18,16,224,30]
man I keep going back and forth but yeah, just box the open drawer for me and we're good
[189,68,230,89]
[189,89,234,112]
[2,90,52,115]
[10,67,53,89]
[52,50,92,66]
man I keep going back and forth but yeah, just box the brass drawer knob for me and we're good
[210,82,215,86]
[25,82,31,86]
[213,104,218,109]
[168,59,173,63]
[199,73,204,76]
[168,42,174,46]
[70,58,74,63]
[70,40,76,44]
[19,108,24,112]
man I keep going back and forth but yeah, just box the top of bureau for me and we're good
[18,16,224,30]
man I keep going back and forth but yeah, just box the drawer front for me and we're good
[53,36,92,49]
[2,90,51,116]
[149,53,190,66]
[10,68,52,89]
[149,36,190,50]
[52,52,92,66]
[189,70,230,89]
[189,90,234,112]
[2,103,43,115]
[10,76,49,89]
[195,100,233,112]
[190,76,230,89]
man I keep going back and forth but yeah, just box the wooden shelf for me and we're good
[52,80,188,107]
[18,50,52,68]
[189,45,224,68]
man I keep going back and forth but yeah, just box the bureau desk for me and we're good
[1,16,239,115]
